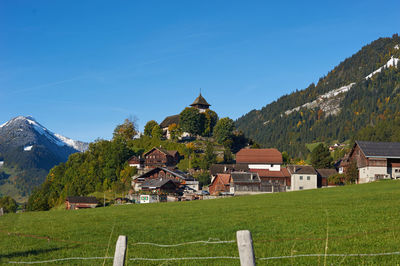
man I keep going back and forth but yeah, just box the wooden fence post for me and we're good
[236,230,256,266]
[113,235,127,266]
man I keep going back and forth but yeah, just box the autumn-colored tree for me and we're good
[168,123,181,140]
[113,118,138,141]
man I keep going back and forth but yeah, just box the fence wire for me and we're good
[8,251,400,264]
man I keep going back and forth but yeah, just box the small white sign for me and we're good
[140,195,150,204]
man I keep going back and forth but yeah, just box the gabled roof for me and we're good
[143,147,175,157]
[213,173,232,185]
[141,178,179,189]
[250,168,290,178]
[66,196,98,204]
[287,165,317,175]
[236,149,283,164]
[356,141,400,158]
[136,167,193,181]
[190,93,211,107]
[231,172,260,183]
[160,115,180,128]
[209,164,249,175]
[316,168,338,178]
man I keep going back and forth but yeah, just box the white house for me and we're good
[287,165,318,191]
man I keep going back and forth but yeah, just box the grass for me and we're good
[305,142,324,152]
[1,180,400,265]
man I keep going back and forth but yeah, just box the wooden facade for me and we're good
[65,196,98,210]
[143,147,180,168]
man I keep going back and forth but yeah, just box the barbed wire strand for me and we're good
[8,251,400,264]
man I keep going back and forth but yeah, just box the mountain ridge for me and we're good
[0,116,89,201]
[236,34,400,157]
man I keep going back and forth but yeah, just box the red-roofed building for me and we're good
[209,174,232,195]
[249,167,290,192]
[236,148,283,171]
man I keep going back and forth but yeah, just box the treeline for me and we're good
[236,34,400,157]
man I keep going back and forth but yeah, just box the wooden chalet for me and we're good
[250,168,290,192]
[230,172,261,193]
[127,155,144,169]
[143,147,180,168]
[132,167,198,192]
[65,196,98,210]
[345,141,400,183]
[141,179,180,193]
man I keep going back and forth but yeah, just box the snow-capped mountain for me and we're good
[0,116,89,199]
[0,116,88,153]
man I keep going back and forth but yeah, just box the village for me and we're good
[65,94,400,209]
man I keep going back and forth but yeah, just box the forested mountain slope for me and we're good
[236,34,400,157]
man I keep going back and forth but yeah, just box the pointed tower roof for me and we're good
[190,93,211,107]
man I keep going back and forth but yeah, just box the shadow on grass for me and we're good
[0,245,79,261]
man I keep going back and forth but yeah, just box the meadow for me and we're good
[1,180,400,265]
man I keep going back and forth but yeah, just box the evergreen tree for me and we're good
[310,143,332,168]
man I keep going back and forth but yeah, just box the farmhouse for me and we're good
[65,196,98,210]
[236,148,283,171]
[141,179,180,193]
[132,167,198,192]
[251,168,291,192]
[127,155,144,169]
[287,165,318,191]
[346,141,400,183]
[143,147,180,169]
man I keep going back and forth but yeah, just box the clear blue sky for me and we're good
[1,1,399,142]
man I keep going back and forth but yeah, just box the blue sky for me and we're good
[1,1,399,142]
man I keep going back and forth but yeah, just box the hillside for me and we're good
[1,181,400,265]
[0,116,88,201]
[236,34,400,157]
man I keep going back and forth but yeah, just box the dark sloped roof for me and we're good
[287,165,317,175]
[316,168,338,178]
[209,164,249,175]
[137,167,193,181]
[356,141,400,158]
[66,196,98,204]
[190,93,211,107]
[231,172,260,183]
[141,178,179,188]
[160,115,180,128]
[236,148,283,164]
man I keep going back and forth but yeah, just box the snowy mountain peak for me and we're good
[0,116,89,152]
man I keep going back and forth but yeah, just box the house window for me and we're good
[299,176,303,180]
[299,186,303,190]
[307,176,310,180]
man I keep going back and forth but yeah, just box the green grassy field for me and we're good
[1,180,400,265]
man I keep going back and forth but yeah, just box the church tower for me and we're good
[190,93,211,113]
